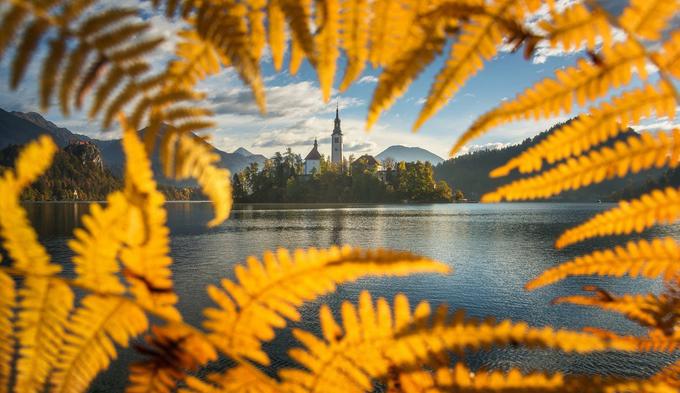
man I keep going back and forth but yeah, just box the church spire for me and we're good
[333,101,342,135]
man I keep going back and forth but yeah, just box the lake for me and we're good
[23,202,679,391]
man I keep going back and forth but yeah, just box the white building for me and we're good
[304,107,344,175]
[304,139,321,175]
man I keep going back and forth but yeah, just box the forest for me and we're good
[232,149,460,203]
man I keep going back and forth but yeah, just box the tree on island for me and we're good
[232,151,459,203]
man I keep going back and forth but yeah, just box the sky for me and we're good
[0,0,677,159]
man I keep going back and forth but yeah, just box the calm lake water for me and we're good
[24,202,679,391]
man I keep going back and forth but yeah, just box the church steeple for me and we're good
[331,101,343,165]
[333,101,342,135]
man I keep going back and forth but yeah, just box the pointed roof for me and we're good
[305,139,321,160]
[332,102,342,135]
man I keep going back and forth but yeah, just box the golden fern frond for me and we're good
[366,12,448,129]
[315,0,340,102]
[204,246,449,365]
[11,21,49,89]
[51,295,148,393]
[40,36,67,110]
[194,1,265,112]
[181,366,280,393]
[413,0,515,130]
[281,291,635,393]
[0,271,15,393]
[553,290,665,328]
[246,0,266,59]
[15,277,73,393]
[0,136,57,272]
[482,130,680,203]
[173,133,232,227]
[280,0,316,67]
[0,136,70,393]
[398,364,563,393]
[68,193,128,294]
[0,6,28,60]
[338,0,369,90]
[538,3,612,52]
[492,81,677,177]
[169,30,223,90]
[655,31,680,78]
[426,365,679,393]
[127,324,217,393]
[585,328,680,353]
[556,187,680,249]
[268,0,286,71]
[451,39,647,155]
[527,237,680,291]
[120,119,180,321]
[619,0,680,41]
[367,0,420,68]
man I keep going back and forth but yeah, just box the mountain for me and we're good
[0,109,266,177]
[0,140,122,200]
[376,145,444,165]
[434,123,664,202]
[233,147,254,156]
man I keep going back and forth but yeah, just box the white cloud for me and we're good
[457,142,514,156]
[357,75,378,84]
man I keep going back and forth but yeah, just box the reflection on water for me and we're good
[22,202,679,391]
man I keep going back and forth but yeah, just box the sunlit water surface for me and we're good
[24,202,679,391]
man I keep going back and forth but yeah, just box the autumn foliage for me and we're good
[0,0,678,392]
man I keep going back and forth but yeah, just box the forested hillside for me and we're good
[434,124,664,201]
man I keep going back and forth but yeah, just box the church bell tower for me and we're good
[331,103,343,165]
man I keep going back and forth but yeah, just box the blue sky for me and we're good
[0,0,676,159]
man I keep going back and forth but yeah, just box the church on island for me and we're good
[303,105,344,175]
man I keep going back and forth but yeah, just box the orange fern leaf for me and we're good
[267,0,286,71]
[556,187,680,249]
[452,39,647,155]
[120,121,180,321]
[0,271,15,392]
[68,193,129,294]
[51,296,148,393]
[0,136,57,273]
[527,237,680,290]
[339,0,369,90]
[15,277,73,393]
[620,0,680,41]
[281,291,635,393]
[127,324,217,393]
[366,12,447,129]
[482,131,680,202]
[204,246,449,365]
[654,30,680,79]
[414,0,514,130]
[492,81,677,177]
[315,0,340,102]
[181,366,279,393]
[553,290,664,328]
[174,133,233,227]
[539,3,612,52]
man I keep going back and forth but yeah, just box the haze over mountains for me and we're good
[0,108,266,177]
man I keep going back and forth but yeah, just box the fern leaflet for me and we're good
[527,237,680,290]
[482,131,680,202]
[203,246,449,365]
[556,187,680,249]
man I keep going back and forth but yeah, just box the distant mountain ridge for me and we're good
[434,123,664,202]
[0,109,266,179]
[376,145,444,164]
